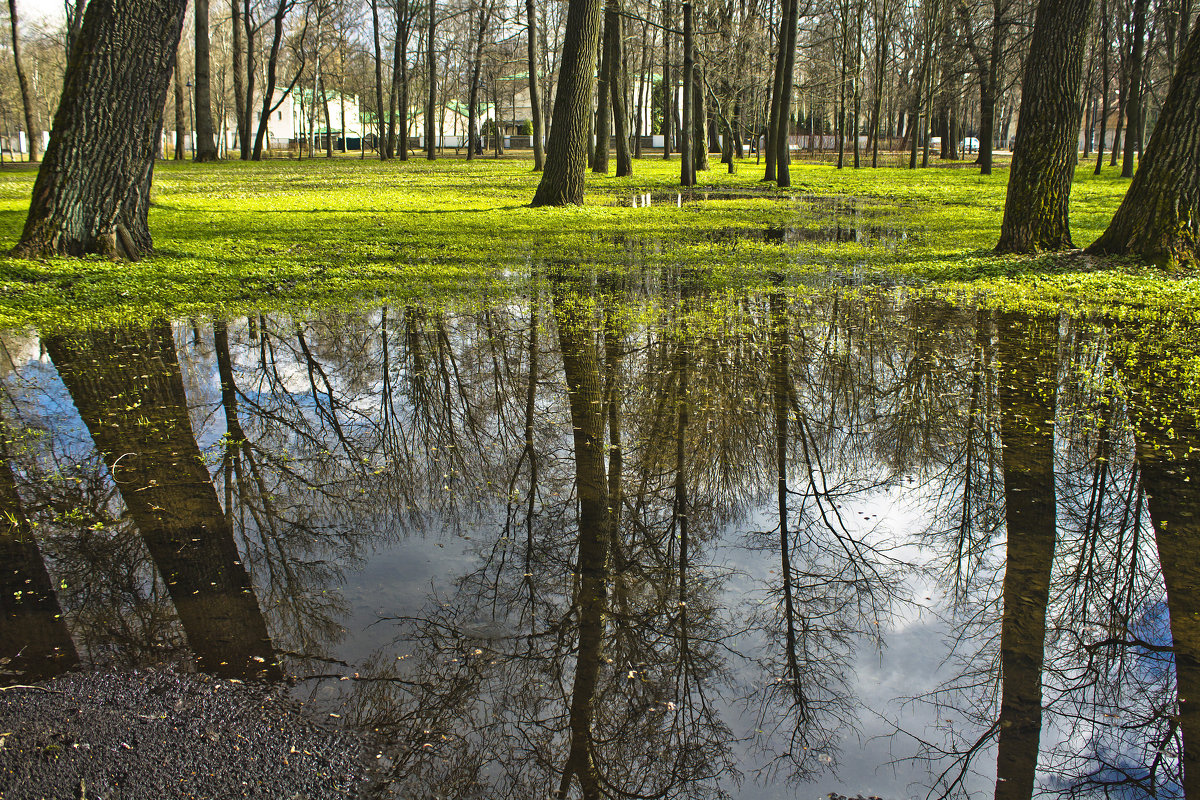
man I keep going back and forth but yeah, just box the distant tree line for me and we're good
[3,0,1197,260]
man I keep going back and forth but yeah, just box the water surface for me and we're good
[2,284,1197,799]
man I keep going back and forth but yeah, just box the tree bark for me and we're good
[1087,22,1200,266]
[370,0,389,159]
[174,50,187,160]
[11,0,187,260]
[232,0,247,159]
[530,0,603,205]
[7,0,39,162]
[693,62,708,172]
[426,0,437,160]
[526,0,545,170]
[609,0,632,176]
[1094,0,1110,174]
[995,0,1094,253]
[662,0,672,160]
[241,0,257,160]
[193,0,218,161]
[680,2,694,186]
[251,0,293,161]
[773,0,799,186]
[592,9,612,173]
[1121,0,1147,177]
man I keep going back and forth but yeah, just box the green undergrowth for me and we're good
[0,155,1195,331]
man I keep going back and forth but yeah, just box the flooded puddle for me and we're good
[2,289,1196,799]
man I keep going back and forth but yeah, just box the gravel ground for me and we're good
[0,669,372,800]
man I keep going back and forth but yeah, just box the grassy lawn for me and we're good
[0,155,1195,329]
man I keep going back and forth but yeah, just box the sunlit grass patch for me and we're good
[0,156,1191,329]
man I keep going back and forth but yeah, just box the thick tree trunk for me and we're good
[993,312,1058,800]
[530,0,603,206]
[11,0,186,260]
[193,0,218,161]
[526,0,545,170]
[7,0,39,162]
[1087,22,1200,266]
[995,0,1094,253]
[46,323,281,681]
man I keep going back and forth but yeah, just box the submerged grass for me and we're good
[0,155,1194,329]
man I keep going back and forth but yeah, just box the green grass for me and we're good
[0,155,1194,330]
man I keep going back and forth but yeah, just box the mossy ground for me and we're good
[0,155,1194,330]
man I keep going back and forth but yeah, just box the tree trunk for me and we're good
[530,0,603,206]
[174,51,187,160]
[526,0,545,170]
[232,0,247,159]
[1121,0,1147,177]
[193,0,218,161]
[321,78,333,157]
[592,9,612,173]
[398,1,410,161]
[467,0,494,161]
[370,0,388,159]
[662,0,672,160]
[1094,0,1110,174]
[773,0,799,186]
[993,312,1058,800]
[609,0,632,176]
[995,0,1094,253]
[11,0,187,260]
[765,0,793,182]
[693,63,708,172]
[241,0,256,160]
[7,0,40,162]
[680,2,694,186]
[1087,22,1200,266]
[426,0,437,160]
[251,0,292,161]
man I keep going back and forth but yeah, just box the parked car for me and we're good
[960,137,980,153]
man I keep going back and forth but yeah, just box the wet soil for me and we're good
[0,669,371,800]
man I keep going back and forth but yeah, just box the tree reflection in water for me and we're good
[1,288,1198,800]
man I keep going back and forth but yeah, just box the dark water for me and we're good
[2,285,1198,800]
